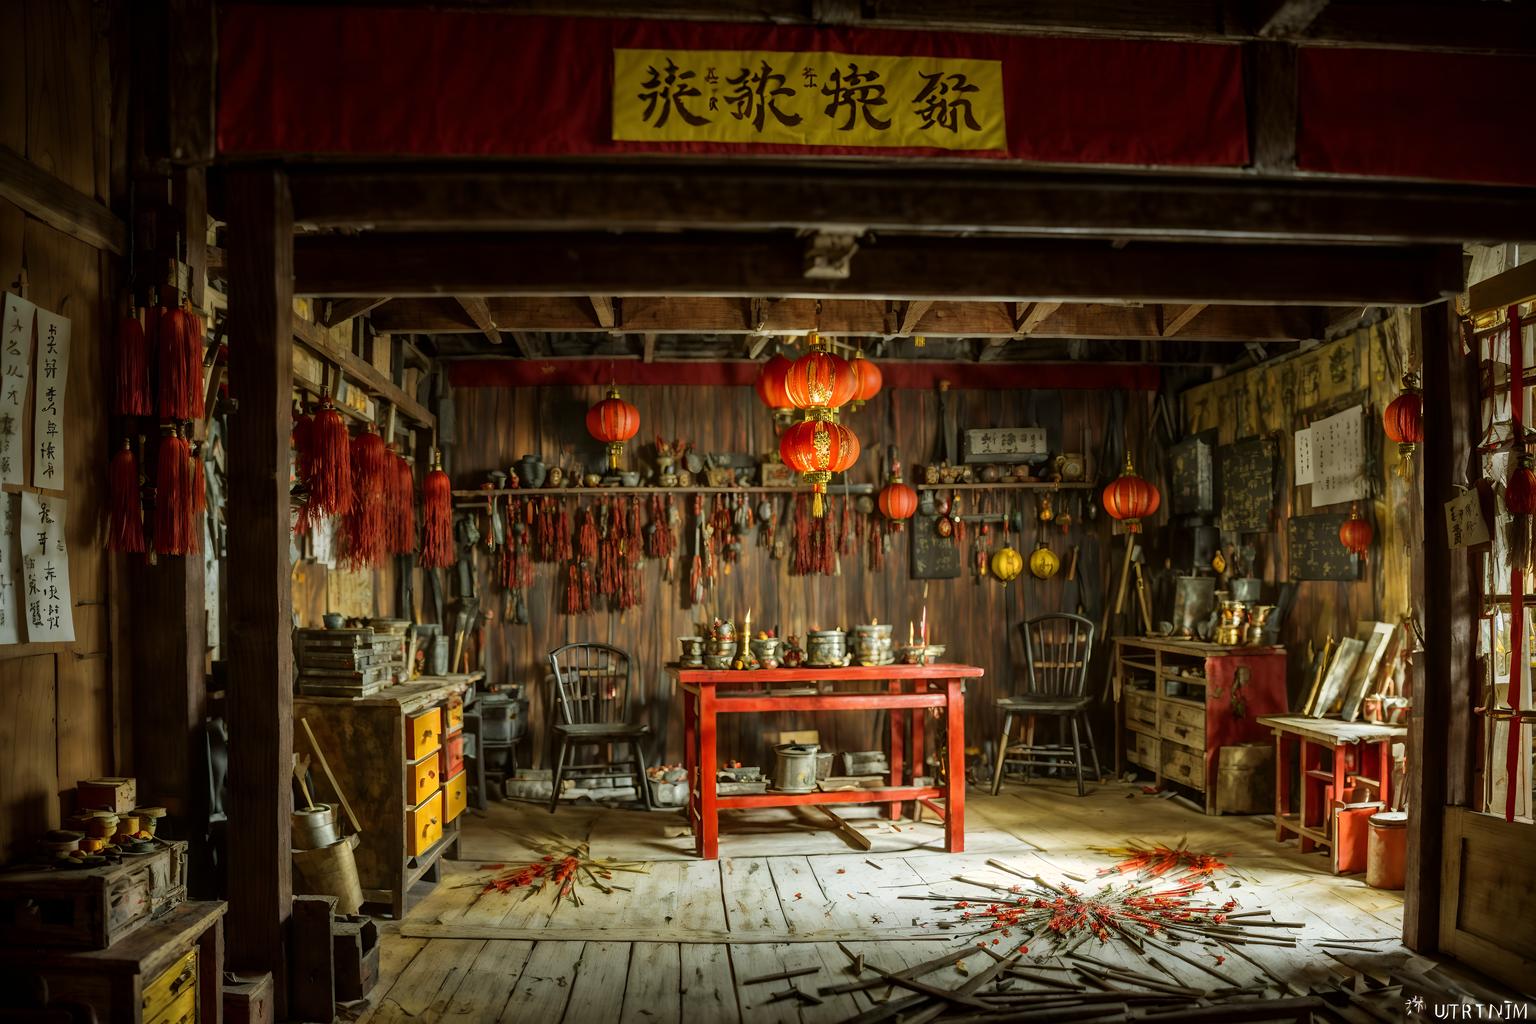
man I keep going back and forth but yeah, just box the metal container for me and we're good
[772,743,820,793]
[749,637,782,668]
[677,636,705,667]
[806,629,847,667]
[291,804,340,850]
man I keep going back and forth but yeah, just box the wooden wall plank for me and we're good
[0,655,59,858]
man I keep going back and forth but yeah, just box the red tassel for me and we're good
[420,449,453,568]
[154,427,192,556]
[157,308,197,420]
[183,310,206,420]
[340,429,388,568]
[108,439,145,554]
[391,451,417,553]
[305,391,353,522]
[114,311,151,416]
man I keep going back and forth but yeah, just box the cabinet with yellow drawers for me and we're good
[296,673,480,919]
[1,901,224,1023]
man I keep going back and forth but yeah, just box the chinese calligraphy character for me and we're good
[639,58,709,128]
[913,71,980,133]
[801,66,817,88]
[725,60,802,132]
[821,63,890,131]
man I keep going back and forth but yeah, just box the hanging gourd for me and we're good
[848,353,883,410]
[991,545,1024,583]
[586,386,640,469]
[780,418,859,517]
[754,353,796,431]
[1028,543,1060,580]
[1102,452,1161,532]
[1382,373,1423,478]
[1338,502,1373,557]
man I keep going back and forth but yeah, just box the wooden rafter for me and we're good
[1161,303,1208,337]
[319,296,388,327]
[589,294,617,329]
[1255,0,1332,38]
[295,233,1463,307]
[1015,300,1062,334]
[454,295,503,346]
[292,315,435,429]
[898,300,933,336]
[0,144,127,254]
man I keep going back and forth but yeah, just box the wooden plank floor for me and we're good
[350,781,1417,1023]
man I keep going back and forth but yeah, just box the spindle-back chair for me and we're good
[990,613,1101,796]
[546,642,652,813]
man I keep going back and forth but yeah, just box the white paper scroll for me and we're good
[0,293,35,487]
[32,308,70,490]
[1293,426,1314,486]
[0,494,20,645]
[20,491,74,643]
[1445,487,1491,549]
[1311,404,1367,506]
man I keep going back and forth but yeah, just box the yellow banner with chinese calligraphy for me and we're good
[613,48,1006,151]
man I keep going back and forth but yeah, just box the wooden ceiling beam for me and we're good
[286,164,1536,246]
[589,295,617,329]
[375,296,1326,342]
[1254,0,1331,38]
[1161,302,1209,337]
[453,295,503,345]
[318,296,388,327]
[294,233,1463,307]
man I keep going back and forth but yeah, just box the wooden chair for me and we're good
[546,642,652,813]
[990,613,1101,797]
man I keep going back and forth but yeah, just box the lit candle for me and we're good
[920,606,928,647]
[909,621,914,646]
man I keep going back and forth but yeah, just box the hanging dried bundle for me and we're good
[389,449,417,554]
[107,439,145,554]
[420,449,453,568]
[154,426,192,556]
[303,391,353,528]
[156,306,198,420]
[340,429,388,568]
[183,309,206,419]
[113,309,151,416]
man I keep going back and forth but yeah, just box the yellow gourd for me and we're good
[991,546,1024,583]
[1029,543,1060,580]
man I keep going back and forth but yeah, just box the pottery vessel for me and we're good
[516,454,548,489]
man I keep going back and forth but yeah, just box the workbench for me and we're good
[666,663,984,860]
[1258,714,1407,872]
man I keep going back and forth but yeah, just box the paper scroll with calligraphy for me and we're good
[0,293,35,487]
[613,49,1006,151]
[32,308,70,490]
[21,491,74,643]
[1310,404,1366,507]
[0,494,19,645]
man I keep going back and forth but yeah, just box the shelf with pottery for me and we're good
[451,481,1095,500]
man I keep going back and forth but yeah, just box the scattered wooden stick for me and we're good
[742,965,818,986]
[818,806,873,851]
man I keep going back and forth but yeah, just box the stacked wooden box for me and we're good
[294,627,396,697]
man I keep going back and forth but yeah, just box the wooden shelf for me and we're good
[452,480,1093,500]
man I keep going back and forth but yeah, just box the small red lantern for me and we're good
[849,354,883,410]
[1383,373,1424,472]
[1339,502,1373,557]
[780,418,860,516]
[1507,453,1536,575]
[1101,452,1161,533]
[586,386,640,468]
[754,353,796,431]
[878,472,918,530]
[785,337,856,412]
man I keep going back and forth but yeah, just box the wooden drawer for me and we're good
[408,751,441,807]
[446,699,464,732]
[1161,741,1206,792]
[1160,698,1206,749]
[406,708,442,759]
[147,979,196,1024]
[1123,689,1157,733]
[408,791,443,856]
[143,946,197,1021]
[445,769,467,822]
[1128,730,1160,770]
[439,729,464,781]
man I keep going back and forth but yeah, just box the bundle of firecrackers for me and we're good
[1091,839,1230,882]
[471,836,649,912]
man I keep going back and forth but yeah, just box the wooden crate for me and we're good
[0,841,187,949]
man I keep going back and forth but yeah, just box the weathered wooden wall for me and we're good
[1183,321,1419,703]
[0,0,120,857]
[450,382,1125,771]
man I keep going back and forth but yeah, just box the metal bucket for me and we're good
[291,804,340,850]
[773,743,820,793]
[293,833,364,914]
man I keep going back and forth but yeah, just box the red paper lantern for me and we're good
[784,339,856,412]
[780,418,860,516]
[1101,452,1161,533]
[849,355,883,409]
[1507,453,1536,576]
[586,386,640,468]
[755,354,793,410]
[1339,502,1373,556]
[1383,373,1423,458]
[879,477,918,526]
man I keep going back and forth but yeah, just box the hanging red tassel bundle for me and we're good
[420,449,453,568]
[108,439,145,554]
[392,451,417,554]
[157,307,197,420]
[341,429,388,568]
[114,310,151,416]
[306,390,353,523]
[154,426,192,556]
[183,310,206,420]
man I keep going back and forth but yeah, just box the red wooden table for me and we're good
[666,663,985,860]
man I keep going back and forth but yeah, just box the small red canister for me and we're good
[1367,811,1408,889]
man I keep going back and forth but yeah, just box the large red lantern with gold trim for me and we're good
[785,338,856,412]
[1339,502,1373,556]
[1383,373,1423,460]
[586,386,640,468]
[1101,453,1161,533]
[849,354,883,410]
[780,418,860,516]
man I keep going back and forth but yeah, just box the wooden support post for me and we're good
[225,167,295,1016]
[1404,301,1461,951]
